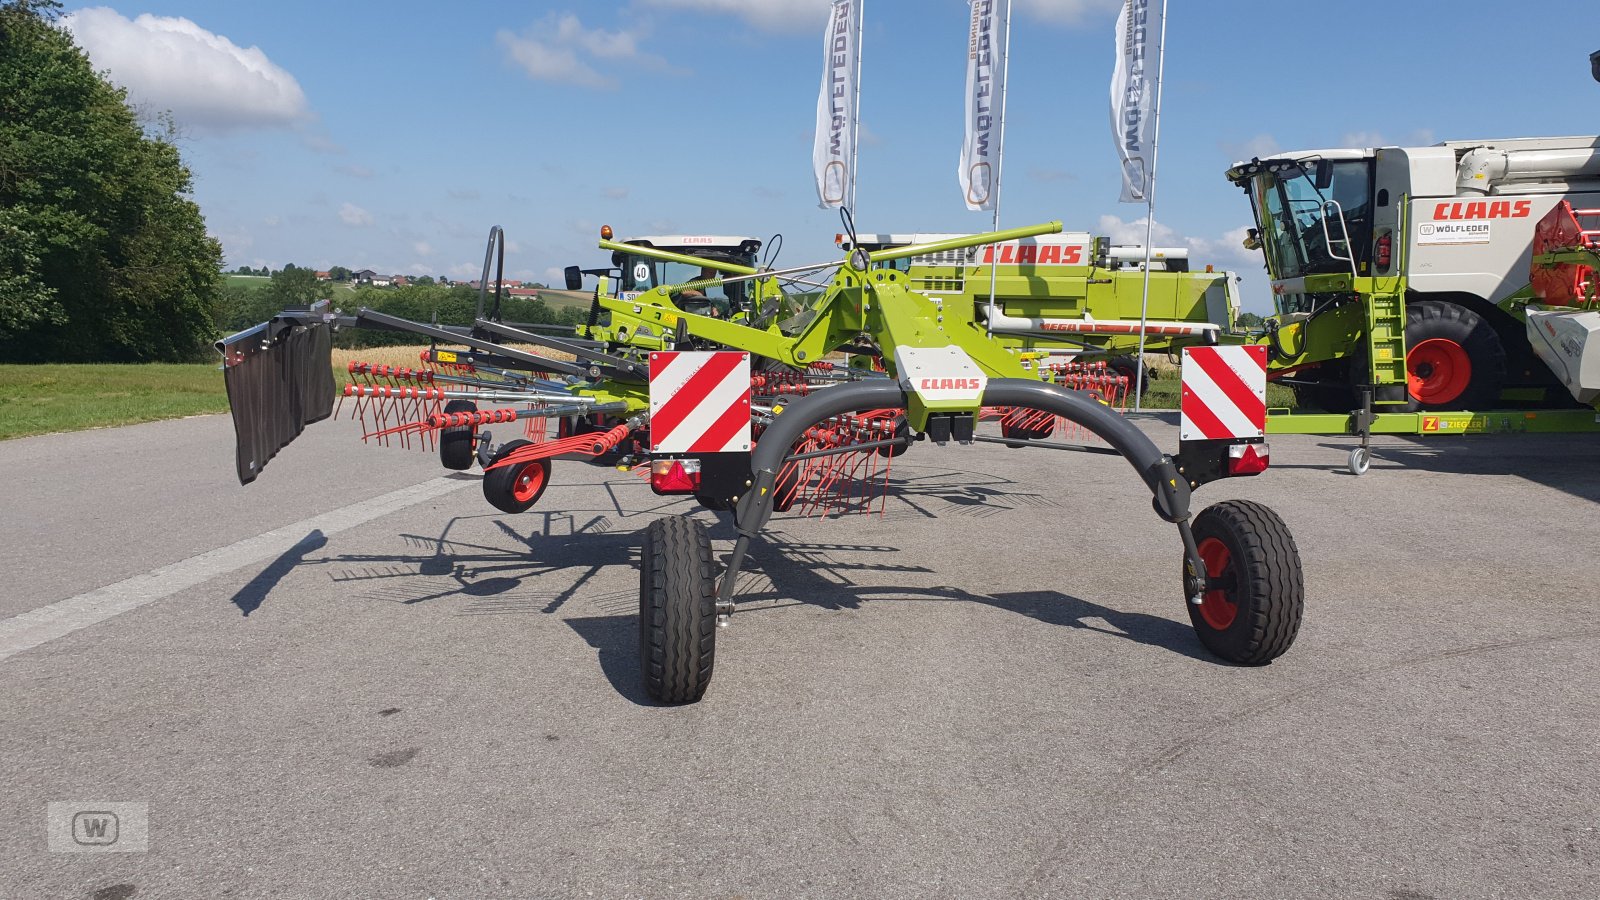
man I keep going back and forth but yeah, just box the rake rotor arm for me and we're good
[350,309,592,378]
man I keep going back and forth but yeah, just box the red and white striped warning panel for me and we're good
[648,351,752,453]
[1180,345,1267,441]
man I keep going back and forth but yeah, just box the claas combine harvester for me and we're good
[220,219,1304,703]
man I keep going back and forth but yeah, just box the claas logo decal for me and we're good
[919,377,982,391]
[1432,200,1533,221]
[981,243,1084,265]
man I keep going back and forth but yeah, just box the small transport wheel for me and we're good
[1347,446,1370,476]
[638,516,717,704]
[1109,355,1149,401]
[1000,410,1054,446]
[875,415,913,458]
[439,399,478,470]
[1186,499,1303,665]
[482,439,551,514]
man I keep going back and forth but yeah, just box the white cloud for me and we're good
[412,241,433,257]
[262,215,280,227]
[1341,129,1437,149]
[604,186,629,200]
[498,14,670,89]
[1221,134,1281,164]
[449,262,482,279]
[640,0,828,32]
[1098,215,1259,268]
[1014,0,1122,26]
[339,203,373,227]
[61,8,309,132]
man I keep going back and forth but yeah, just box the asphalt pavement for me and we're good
[1,412,1597,899]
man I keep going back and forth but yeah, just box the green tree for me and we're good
[262,265,322,310]
[0,0,222,361]
[328,265,351,282]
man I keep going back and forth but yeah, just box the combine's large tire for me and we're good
[439,399,478,470]
[482,439,551,514]
[1186,500,1303,665]
[639,516,717,704]
[1403,301,1505,410]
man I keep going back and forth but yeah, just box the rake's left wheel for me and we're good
[482,439,551,514]
[1186,500,1304,665]
[639,516,717,704]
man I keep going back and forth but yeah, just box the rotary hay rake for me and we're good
[219,221,1304,704]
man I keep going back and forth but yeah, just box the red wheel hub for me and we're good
[512,464,546,503]
[1407,338,1472,406]
[1196,537,1238,631]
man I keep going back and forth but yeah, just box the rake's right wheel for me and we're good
[1186,500,1303,665]
[639,516,717,704]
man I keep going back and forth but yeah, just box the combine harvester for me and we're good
[1223,56,1600,473]
[219,221,1305,703]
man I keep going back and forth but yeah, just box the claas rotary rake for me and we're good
[218,221,1305,703]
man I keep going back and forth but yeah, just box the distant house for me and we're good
[506,287,540,299]
[314,270,332,281]
[371,275,392,287]
[352,269,377,284]
[391,276,409,287]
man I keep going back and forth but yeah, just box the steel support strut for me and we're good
[720,378,1207,608]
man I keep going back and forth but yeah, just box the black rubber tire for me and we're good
[1186,499,1303,665]
[999,411,1054,446]
[874,415,913,458]
[1402,300,1506,411]
[1108,355,1149,401]
[439,399,478,470]
[638,516,717,704]
[481,439,552,514]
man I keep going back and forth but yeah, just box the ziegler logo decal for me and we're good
[1422,416,1471,432]
[1432,200,1533,221]
[919,377,982,391]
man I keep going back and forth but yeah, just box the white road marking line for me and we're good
[0,476,475,663]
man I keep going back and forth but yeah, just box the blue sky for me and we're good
[57,0,1600,312]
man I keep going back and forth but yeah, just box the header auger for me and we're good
[218,218,1305,703]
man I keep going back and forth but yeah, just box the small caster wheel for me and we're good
[1186,500,1304,665]
[1347,446,1370,476]
[439,399,477,470]
[482,440,551,513]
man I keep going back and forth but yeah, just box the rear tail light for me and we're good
[650,459,701,494]
[1227,442,1270,475]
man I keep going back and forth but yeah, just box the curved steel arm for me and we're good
[721,378,1198,606]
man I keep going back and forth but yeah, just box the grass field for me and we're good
[223,274,272,291]
[0,348,1282,441]
[0,364,229,441]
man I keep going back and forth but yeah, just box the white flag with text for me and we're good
[959,1,1006,211]
[1109,0,1161,203]
[814,0,859,210]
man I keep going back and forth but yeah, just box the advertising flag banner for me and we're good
[814,0,859,209]
[1109,0,1162,203]
[959,1,1006,211]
